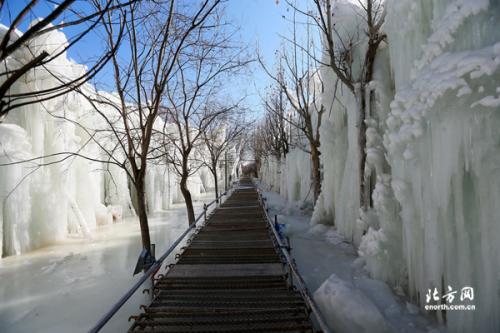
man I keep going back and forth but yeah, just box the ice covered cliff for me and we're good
[0,24,211,258]
[260,0,500,331]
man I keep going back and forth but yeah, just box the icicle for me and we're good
[67,194,92,239]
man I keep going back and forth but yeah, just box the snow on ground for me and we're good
[257,180,443,333]
[0,196,213,333]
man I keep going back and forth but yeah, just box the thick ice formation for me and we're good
[260,0,500,331]
[379,2,500,331]
[314,274,389,333]
[0,25,214,258]
[259,148,312,205]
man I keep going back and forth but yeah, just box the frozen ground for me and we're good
[257,181,444,333]
[0,196,213,333]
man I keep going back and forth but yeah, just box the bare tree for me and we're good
[261,65,290,161]
[161,8,249,225]
[77,0,223,260]
[249,124,266,169]
[305,0,386,209]
[0,0,133,121]
[259,10,325,204]
[164,93,246,225]
[201,109,246,202]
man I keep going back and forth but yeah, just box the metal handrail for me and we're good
[257,188,332,333]
[88,190,228,333]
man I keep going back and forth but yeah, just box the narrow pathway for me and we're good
[127,177,315,332]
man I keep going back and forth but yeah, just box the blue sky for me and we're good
[225,0,290,117]
[1,0,294,118]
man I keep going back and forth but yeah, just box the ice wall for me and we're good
[261,0,500,331]
[0,25,208,258]
[330,0,499,331]
[0,25,106,256]
[310,0,366,245]
[259,148,313,206]
[0,125,32,256]
[259,156,283,193]
[381,1,500,331]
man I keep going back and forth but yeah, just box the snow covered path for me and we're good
[0,199,210,333]
[258,184,443,333]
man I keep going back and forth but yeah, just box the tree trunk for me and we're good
[135,174,151,251]
[212,167,219,203]
[359,26,384,210]
[311,144,321,203]
[224,150,228,191]
[180,174,195,225]
[358,87,368,210]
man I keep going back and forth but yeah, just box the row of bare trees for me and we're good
[201,111,247,202]
[256,5,324,203]
[253,0,385,212]
[260,61,290,161]
[0,0,248,264]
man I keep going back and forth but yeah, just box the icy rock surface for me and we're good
[260,0,500,331]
